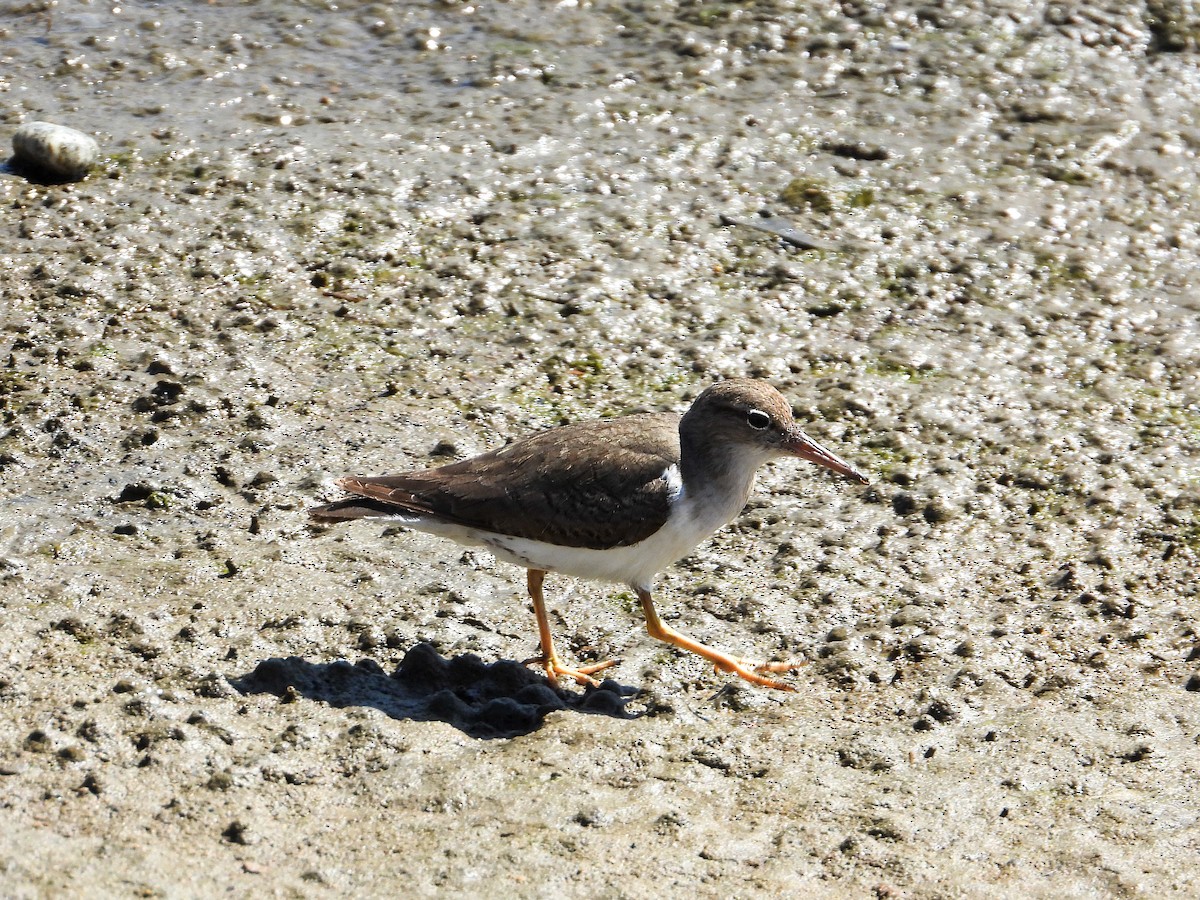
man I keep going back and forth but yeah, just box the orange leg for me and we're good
[522,569,617,687]
[638,588,800,692]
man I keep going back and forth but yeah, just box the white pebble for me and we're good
[11,121,100,181]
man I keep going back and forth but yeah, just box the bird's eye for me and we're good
[747,409,771,430]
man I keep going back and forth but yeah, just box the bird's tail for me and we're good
[308,497,401,522]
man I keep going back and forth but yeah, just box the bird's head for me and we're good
[683,378,868,484]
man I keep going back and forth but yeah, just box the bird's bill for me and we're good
[784,430,869,484]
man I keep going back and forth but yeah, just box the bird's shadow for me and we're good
[230,642,641,739]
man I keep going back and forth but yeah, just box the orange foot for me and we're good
[702,657,802,691]
[637,587,807,692]
[710,657,806,691]
[522,653,619,688]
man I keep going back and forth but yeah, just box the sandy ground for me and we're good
[2,1,1199,896]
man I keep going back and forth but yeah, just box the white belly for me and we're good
[398,474,751,591]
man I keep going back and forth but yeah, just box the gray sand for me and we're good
[2,1,1198,896]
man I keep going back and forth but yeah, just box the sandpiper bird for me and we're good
[310,379,867,691]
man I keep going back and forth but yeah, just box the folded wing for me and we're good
[310,412,682,550]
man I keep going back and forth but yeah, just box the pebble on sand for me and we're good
[11,121,100,181]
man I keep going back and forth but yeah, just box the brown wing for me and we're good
[330,412,681,550]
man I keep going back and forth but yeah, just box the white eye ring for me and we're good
[747,409,771,430]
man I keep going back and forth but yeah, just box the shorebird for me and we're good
[310,379,867,691]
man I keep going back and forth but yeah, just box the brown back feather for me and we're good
[329,412,681,549]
